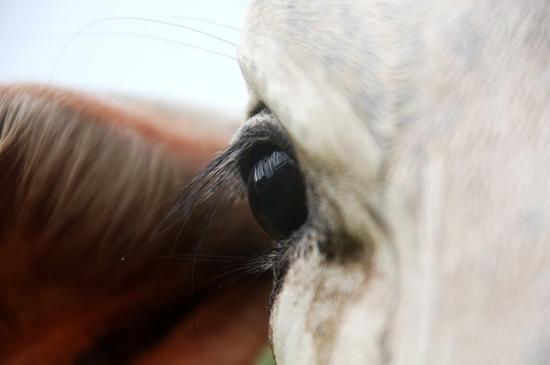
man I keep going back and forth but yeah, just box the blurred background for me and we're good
[0,2,277,364]
[0,0,250,116]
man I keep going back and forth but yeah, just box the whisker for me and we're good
[99,31,236,59]
[169,194,201,255]
[154,255,241,263]
[190,203,218,333]
[162,16,241,32]
[121,147,240,261]
[0,33,76,40]
[122,135,270,280]
[213,250,276,287]
[120,178,200,262]
[46,31,236,82]
[126,149,233,257]
[1,32,238,59]
[73,16,237,47]
[48,15,239,82]
[217,265,265,287]
[158,253,246,259]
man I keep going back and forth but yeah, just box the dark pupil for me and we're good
[247,149,307,239]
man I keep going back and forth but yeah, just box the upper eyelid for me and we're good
[246,100,267,118]
[164,110,293,222]
[233,108,291,152]
[230,109,297,178]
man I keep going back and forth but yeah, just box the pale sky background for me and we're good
[0,0,250,115]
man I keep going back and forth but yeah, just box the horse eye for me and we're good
[245,147,308,239]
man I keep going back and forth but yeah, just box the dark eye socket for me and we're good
[241,144,308,239]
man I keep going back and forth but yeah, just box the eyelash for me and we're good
[167,111,298,226]
[162,110,293,218]
[234,115,295,179]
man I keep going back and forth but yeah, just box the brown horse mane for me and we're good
[0,85,269,364]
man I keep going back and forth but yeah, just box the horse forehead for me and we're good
[241,0,547,118]
[240,0,394,126]
[239,0,406,201]
[243,0,550,362]
[240,0,492,150]
[241,0,549,183]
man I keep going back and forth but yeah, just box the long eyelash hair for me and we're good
[144,108,279,243]
[0,85,274,361]
[212,246,286,287]
[140,132,260,246]
[0,16,279,284]
[0,85,272,284]
[131,116,288,282]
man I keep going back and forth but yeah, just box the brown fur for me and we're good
[0,85,269,364]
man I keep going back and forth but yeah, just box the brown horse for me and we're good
[0,85,271,364]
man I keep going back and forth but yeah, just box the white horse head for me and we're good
[234,0,550,363]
